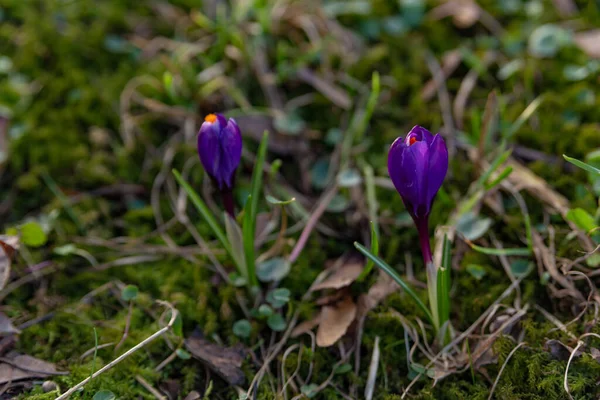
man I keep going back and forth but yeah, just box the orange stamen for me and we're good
[205,114,217,123]
[409,136,417,145]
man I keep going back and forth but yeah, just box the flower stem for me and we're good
[416,217,440,331]
[220,189,235,218]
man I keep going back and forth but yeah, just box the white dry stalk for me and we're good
[487,342,526,400]
[364,336,380,400]
[56,301,178,400]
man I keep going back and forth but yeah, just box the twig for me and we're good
[288,186,338,263]
[56,301,178,400]
[487,342,526,400]
[364,336,380,400]
[564,340,584,400]
[136,375,166,400]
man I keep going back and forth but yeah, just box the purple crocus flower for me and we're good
[388,125,448,263]
[198,113,242,215]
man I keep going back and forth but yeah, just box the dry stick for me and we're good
[288,185,338,264]
[487,342,527,400]
[245,311,300,398]
[56,301,177,400]
[364,336,380,400]
[564,340,584,400]
[136,375,166,400]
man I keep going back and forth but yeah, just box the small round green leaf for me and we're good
[266,288,291,308]
[456,212,492,241]
[20,222,47,248]
[176,348,191,360]
[267,313,286,332]
[510,260,532,278]
[93,390,116,400]
[257,258,291,282]
[258,304,273,317]
[121,285,138,301]
[337,169,362,188]
[334,363,353,375]
[301,384,319,398]
[233,319,252,338]
[466,264,487,281]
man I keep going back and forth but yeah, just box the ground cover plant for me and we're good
[1,0,600,399]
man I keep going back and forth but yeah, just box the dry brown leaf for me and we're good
[0,312,19,335]
[0,237,16,292]
[185,336,246,386]
[0,353,65,384]
[545,339,581,361]
[291,313,322,338]
[315,289,348,306]
[312,262,363,291]
[183,391,201,400]
[316,296,357,347]
[574,30,600,58]
[357,272,399,319]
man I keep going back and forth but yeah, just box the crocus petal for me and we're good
[426,133,448,205]
[198,121,221,182]
[217,119,242,189]
[197,115,243,190]
[388,138,430,216]
[405,125,434,146]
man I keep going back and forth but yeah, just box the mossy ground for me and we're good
[2,0,600,399]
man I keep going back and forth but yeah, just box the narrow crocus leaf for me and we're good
[437,234,451,338]
[357,221,379,282]
[243,130,269,288]
[173,169,242,275]
[563,155,600,176]
[242,195,258,287]
[354,242,433,324]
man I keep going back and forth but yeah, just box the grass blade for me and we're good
[172,169,239,273]
[357,221,379,282]
[354,242,433,324]
[242,195,257,287]
[477,149,511,188]
[469,243,531,256]
[563,155,600,176]
[437,234,451,329]
[503,95,544,141]
[243,130,269,287]
[484,166,513,190]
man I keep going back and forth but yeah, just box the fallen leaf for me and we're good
[291,313,322,338]
[357,272,399,319]
[590,348,600,363]
[0,312,20,335]
[574,30,600,58]
[545,339,581,361]
[312,262,363,291]
[183,391,201,400]
[0,238,15,291]
[316,297,357,347]
[315,289,348,306]
[0,352,66,384]
[185,336,246,386]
